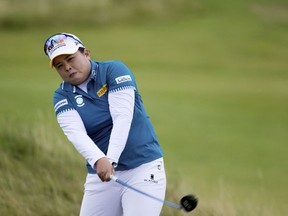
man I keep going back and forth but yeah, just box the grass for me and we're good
[0,0,288,215]
[0,119,85,215]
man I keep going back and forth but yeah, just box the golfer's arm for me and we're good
[57,110,105,168]
[106,88,135,165]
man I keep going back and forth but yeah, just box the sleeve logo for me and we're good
[115,75,132,84]
[54,99,68,112]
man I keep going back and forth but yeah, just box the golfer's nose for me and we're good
[63,62,71,72]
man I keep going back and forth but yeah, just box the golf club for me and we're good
[110,175,198,212]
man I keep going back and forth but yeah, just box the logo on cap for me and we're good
[47,39,66,55]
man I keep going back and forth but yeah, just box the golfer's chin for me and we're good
[67,75,87,85]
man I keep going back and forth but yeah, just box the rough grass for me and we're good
[0,118,84,215]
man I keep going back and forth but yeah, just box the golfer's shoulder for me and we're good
[98,60,128,70]
[54,82,71,93]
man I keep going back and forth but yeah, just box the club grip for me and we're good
[110,175,118,181]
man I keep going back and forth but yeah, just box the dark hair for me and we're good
[78,47,85,53]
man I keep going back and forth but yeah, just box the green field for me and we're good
[0,0,288,215]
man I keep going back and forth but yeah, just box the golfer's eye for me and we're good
[67,57,74,62]
[56,64,63,69]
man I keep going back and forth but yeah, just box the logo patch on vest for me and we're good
[75,95,85,107]
[97,84,108,97]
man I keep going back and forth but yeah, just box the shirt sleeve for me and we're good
[106,61,136,93]
[106,87,135,164]
[57,109,106,168]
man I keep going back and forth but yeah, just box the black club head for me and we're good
[180,194,198,212]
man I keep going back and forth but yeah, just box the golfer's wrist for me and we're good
[107,157,118,168]
[111,162,118,168]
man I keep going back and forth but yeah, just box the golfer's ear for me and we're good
[84,49,90,58]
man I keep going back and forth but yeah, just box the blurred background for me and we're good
[0,0,287,215]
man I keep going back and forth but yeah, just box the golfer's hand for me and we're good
[95,157,114,182]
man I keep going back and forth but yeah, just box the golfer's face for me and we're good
[53,49,91,85]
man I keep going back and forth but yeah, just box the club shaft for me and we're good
[110,175,181,209]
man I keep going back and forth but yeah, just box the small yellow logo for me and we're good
[97,84,108,97]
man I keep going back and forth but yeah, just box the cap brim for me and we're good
[49,46,81,69]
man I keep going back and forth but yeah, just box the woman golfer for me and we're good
[43,33,166,216]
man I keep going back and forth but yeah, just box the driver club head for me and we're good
[180,194,198,212]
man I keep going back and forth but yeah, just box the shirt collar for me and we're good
[89,60,98,80]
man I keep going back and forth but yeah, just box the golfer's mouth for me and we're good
[69,72,77,78]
